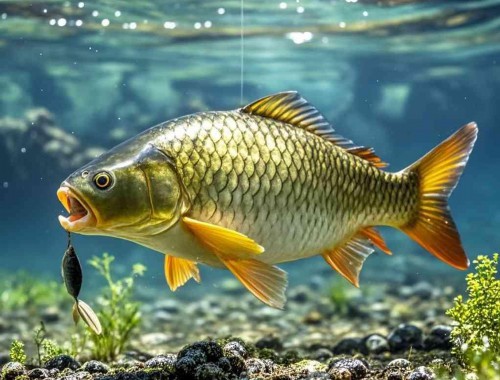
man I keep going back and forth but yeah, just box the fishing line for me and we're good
[240,0,244,105]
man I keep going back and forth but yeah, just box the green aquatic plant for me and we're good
[88,253,146,361]
[328,279,352,315]
[0,272,66,311]
[9,340,27,364]
[446,253,500,371]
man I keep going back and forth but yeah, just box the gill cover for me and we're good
[137,144,190,233]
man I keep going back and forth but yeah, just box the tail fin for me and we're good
[401,122,478,270]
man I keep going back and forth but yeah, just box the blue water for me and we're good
[0,0,499,297]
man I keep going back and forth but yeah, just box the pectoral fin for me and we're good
[182,217,264,259]
[222,258,288,309]
[165,255,201,291]
[323,233,375,287]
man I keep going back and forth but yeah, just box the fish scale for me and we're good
[153,111,414,263]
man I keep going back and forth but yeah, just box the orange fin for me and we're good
[182,217,264,259]
[222,258,288,309]
[323,233,374,287]
[360,227,392,255]
[401,122,478,270]
[164,255,201,291]
[241,92,387,167]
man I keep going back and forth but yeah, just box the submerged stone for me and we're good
[332,337,363,355]
[388,324,424,352]
[408,366,436,380]
[364,333,390,354]
[424,325,452,350]
[329,358,368,380]
[81,360,110,374]
[1,361,26,380]
[44,355,80,371]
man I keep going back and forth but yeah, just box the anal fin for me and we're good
[165,255,201,291]
[322,233,375,287]
[222,258,288,309]
[359,227,391,255]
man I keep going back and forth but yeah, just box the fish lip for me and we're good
[57,185,97,232]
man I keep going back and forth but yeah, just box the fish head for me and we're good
[57,141,189,238]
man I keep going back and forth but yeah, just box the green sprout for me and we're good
[88,253,146,362]
[446,253,500,374]
[9,340,27,364]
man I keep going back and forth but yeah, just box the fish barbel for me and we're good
[57,92,477,308]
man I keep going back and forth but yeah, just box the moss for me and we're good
[446,253,500,375]
[87,253,146,362]
[9,341,26,365]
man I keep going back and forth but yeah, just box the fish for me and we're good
[62,234,102,334]
[56,92,478,309]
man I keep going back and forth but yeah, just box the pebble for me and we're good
[364,333,389,354]
[388,324,424,352]
[81,360,110,374]
[310,348,333,361]
[144,354,176,369]
[332,337,363,354]
[1,362,26,380]
[424,325,452,350]
[223,341,247,358]
[27,368,50,379]
[386,358,412,371]
[194,362,225,380]
[245,358,275,375]
[329,358,368,380]
[329,366,352,380]
[43,355,81,371]
[408,366,435,380]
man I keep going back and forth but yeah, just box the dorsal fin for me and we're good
[241,92,388,168]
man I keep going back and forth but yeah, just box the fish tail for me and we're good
[400,122,478,270]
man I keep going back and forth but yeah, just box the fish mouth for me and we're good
[57,186,96,231]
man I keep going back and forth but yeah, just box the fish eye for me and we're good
[93,172,112,190]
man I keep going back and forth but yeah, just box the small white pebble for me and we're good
[297,6,304,13]
[3,182,8,189]
[163,21,176,29]
[217,7,225,15]
[204,20,212,28]
[279,2,287,9]
[92,10,99,17]
[101,18,110,27]
[21,147,26,153]
[77,2,85,8]
[114,10,121,17]
[194,22,201,29]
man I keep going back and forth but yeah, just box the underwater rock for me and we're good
[144,354,176,370]
[0,109,105,180]
[244,358,276,376]
[363,333,390,354]
[44,355,81,371]
[27,367,50,379]
[223,341,248,359]
[386,358,412,371]
[424,325,452,350]
[407,366,436,380]
[388,324,424,352]
[1,362,26,380]
[329,358,368,380]
[175,340,224,379]
[81,360,110,374]
[332,337,363,355]
[193,362,225,380]
[310,348,333,362]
